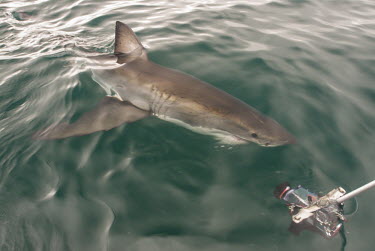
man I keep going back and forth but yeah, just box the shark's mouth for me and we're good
[213,133,249,145]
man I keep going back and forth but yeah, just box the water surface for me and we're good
[0,0,374,250]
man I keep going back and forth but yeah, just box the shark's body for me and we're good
[35,21,295,146]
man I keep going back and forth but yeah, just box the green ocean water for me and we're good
[1,0,375,250]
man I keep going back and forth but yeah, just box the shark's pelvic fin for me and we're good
[115,21,147,63]
[34,96,149,140]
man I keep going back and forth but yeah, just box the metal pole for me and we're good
[337,180,375,203]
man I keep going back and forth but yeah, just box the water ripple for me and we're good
[0,0,375,250]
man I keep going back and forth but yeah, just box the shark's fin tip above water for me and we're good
[115,21,147,63]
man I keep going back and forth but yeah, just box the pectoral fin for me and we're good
[34,96,149,140]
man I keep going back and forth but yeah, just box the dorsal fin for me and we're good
[115,21,147,63]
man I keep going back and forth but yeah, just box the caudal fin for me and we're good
[115,21,147,63]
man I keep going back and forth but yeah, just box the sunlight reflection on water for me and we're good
[0,0,374,250]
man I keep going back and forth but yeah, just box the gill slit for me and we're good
[159,93,172,119]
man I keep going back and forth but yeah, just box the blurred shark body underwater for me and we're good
[35,21,295,147]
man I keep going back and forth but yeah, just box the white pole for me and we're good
[337,180,375,203]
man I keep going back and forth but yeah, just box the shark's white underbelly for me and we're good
[160,115,247,144]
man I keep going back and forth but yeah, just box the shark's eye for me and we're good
[251,133,258,138]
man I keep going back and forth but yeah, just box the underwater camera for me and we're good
[274,180,375,238]
[274,182,345,238]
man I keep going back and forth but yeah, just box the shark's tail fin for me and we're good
[115,21,147,63]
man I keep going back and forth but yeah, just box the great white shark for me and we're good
[35,21,295,146]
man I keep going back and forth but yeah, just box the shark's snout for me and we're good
[263,134,296,147]
[236,115,296,147]
[285,135,297,145]
[262,127,296,147]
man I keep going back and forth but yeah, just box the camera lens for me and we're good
[274,182,291,199]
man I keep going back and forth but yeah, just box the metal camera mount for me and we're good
[274,180,375,238]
